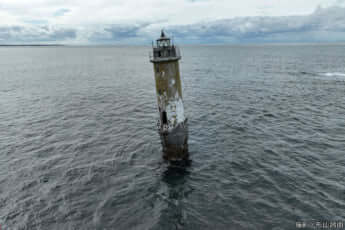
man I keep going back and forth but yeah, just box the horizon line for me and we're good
[1,42,345,47]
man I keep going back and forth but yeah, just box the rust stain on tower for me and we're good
[150,30,188,161]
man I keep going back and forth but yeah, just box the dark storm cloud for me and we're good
[0,25,76,43]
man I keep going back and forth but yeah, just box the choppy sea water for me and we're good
[1,45,345,230]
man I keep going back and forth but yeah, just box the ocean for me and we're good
[1,45,345,229]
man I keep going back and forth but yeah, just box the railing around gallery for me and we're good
[149,46,181,62]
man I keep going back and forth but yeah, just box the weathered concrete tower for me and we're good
[150,30,188,160]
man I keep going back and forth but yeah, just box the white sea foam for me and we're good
[323,72,345,77]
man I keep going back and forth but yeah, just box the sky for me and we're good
[1,0,345,44]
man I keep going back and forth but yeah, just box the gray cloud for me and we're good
[104,24,143,39]
[166,6,345,43]
[88,23,151,43]
[0,25,76,43]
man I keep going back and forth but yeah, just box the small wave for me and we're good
[322,72,345,77]
[289,71,319,77]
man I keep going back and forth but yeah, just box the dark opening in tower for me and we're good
[162,111,168,124]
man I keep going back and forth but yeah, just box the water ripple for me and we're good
[0,45,345,229]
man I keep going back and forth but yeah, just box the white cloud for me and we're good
[1,0,344,26]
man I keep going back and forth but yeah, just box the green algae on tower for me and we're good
[150,30,188,160]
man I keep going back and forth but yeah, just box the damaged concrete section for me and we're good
[150,30,188,161]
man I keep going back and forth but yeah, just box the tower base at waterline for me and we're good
[159,120,188,161]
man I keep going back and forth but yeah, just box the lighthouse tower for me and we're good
[150,30,188,160]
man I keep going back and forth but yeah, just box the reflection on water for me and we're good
[158,158,192,230]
